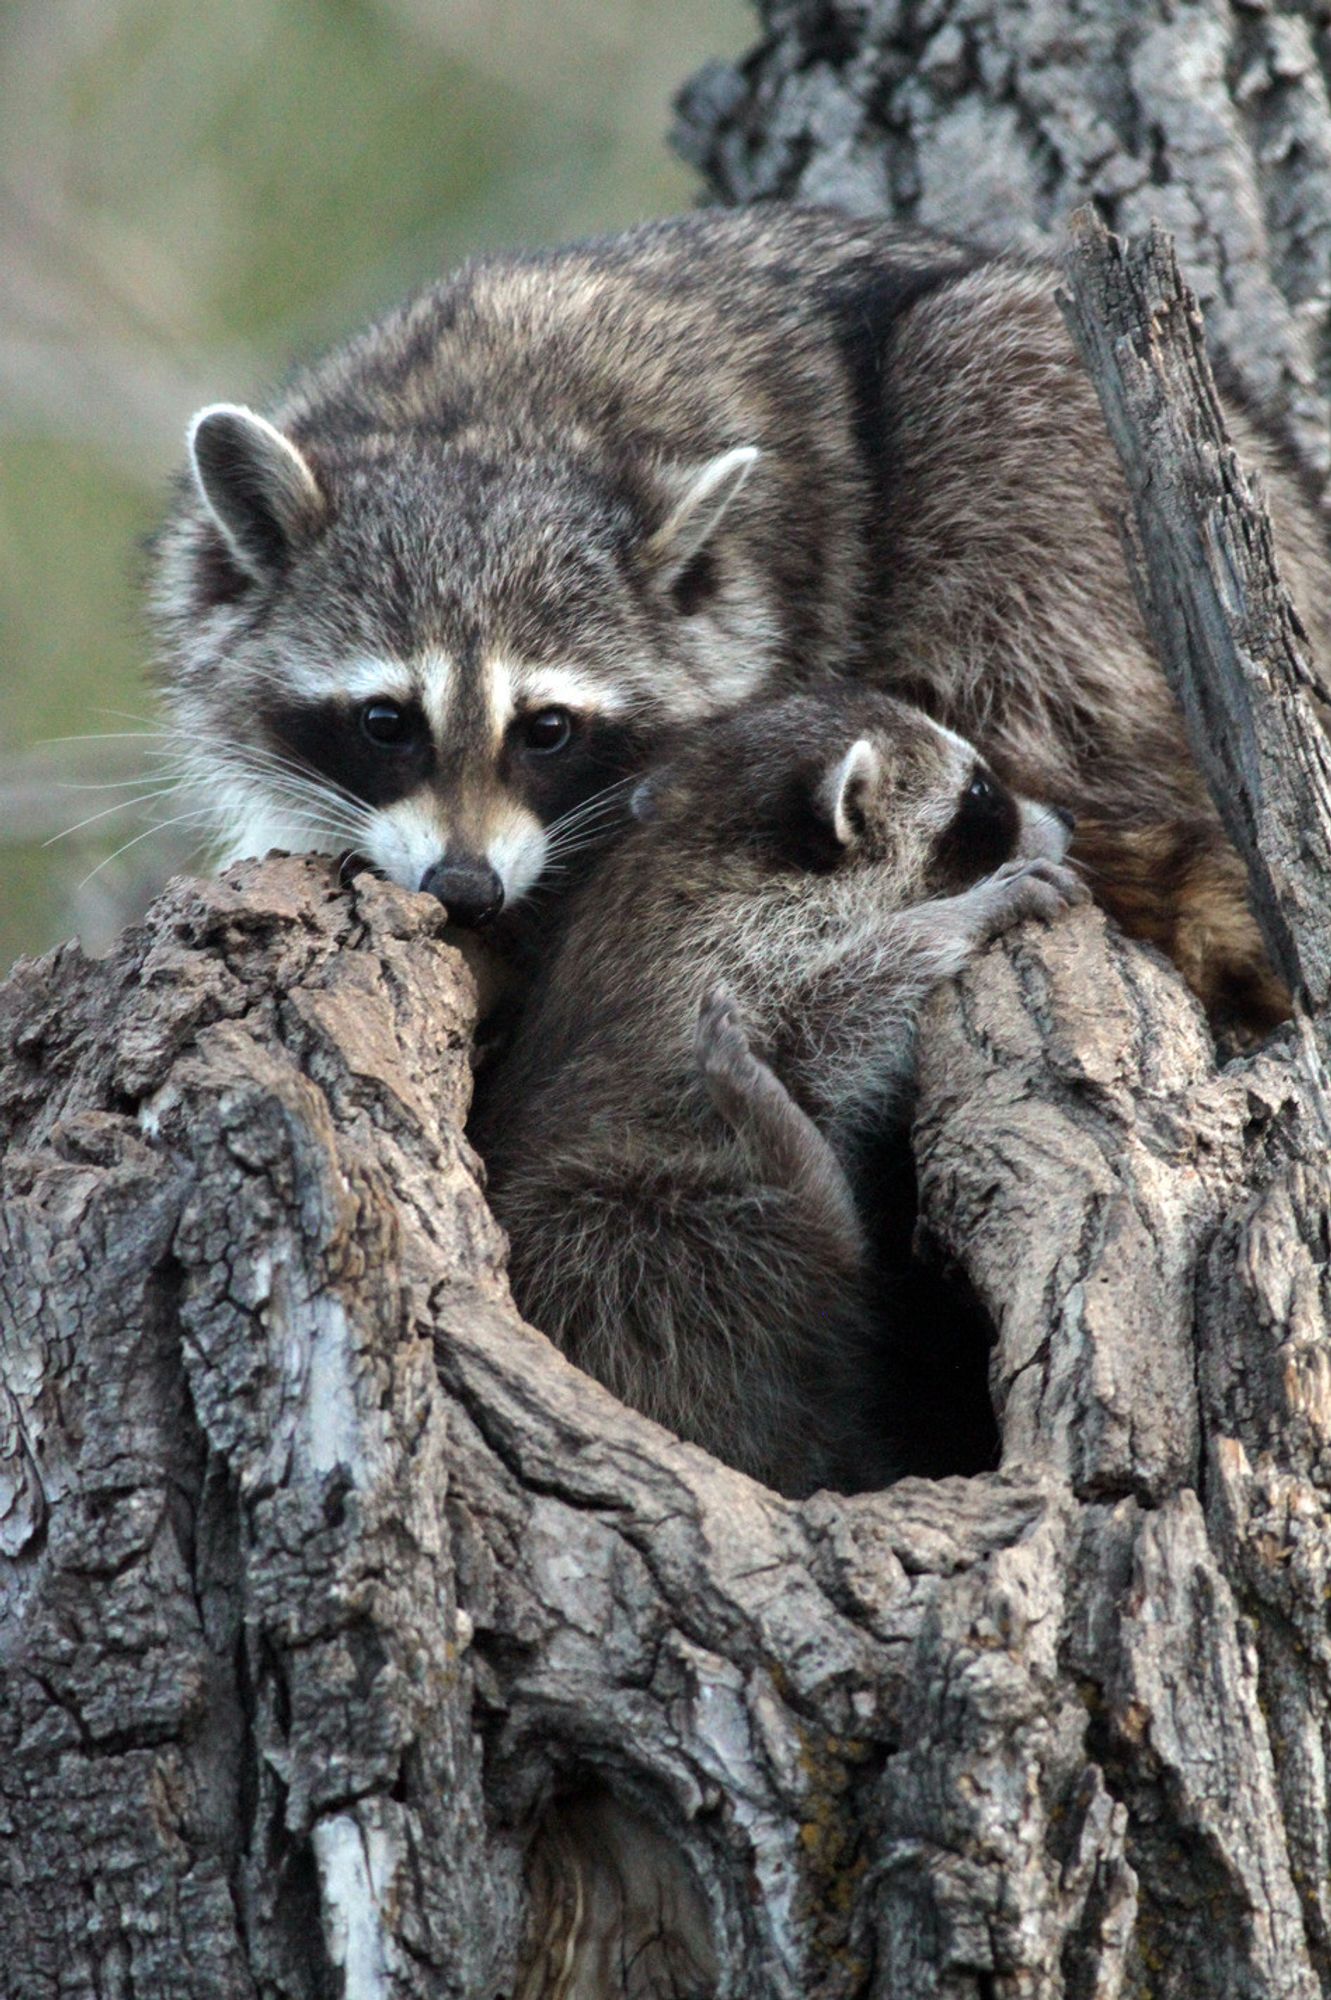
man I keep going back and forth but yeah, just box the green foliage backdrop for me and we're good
[0,0,746,971]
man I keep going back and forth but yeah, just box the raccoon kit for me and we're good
[469,690,1084,1496]
[151,203,1331,1027]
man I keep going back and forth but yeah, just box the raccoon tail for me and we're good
[1071,815,1290,1039]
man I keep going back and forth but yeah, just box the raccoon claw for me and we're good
[982,855,1087,933]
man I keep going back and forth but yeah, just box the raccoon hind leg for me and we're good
[695,983,865,1277]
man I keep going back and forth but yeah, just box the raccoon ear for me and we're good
[187,403,325,582]
[628,775,660,822]
[817,739,880,846]
[646,445,760,582]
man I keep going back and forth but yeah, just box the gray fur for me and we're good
[148,205,1331,1011]
[470,690,1084,1496]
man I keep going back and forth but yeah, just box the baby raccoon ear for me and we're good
[187,403,326,583]
[628,772,666,822]
[645,445,760,585]
[816,739,881,847]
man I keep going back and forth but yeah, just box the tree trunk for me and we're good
[5,7,1331,1997]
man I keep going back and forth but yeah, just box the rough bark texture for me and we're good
[1060,211,1331,1010]
[5,863,1331,1995]
[5,4,1331,1997]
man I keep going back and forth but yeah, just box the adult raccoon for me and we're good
[150,204,1330,1022]
[469,689,1083,1496]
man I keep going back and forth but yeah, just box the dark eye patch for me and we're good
[263,696,434,807]
[506,716,646,847]
[932,766,1020,888]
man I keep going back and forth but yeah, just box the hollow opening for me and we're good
[853,1126,1000,1483]
[516,1780,720,2000]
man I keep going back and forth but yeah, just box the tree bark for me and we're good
[5,6,1331,1997]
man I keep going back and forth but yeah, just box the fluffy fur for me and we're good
[149,205,1331,1025]
[470,690,1084,1496]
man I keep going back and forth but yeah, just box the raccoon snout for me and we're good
[420,856,505,928]
[1019,799,1077,862]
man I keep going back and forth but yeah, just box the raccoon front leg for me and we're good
[946,853,1088,952]
[778,856,1087,1126]
[830,853,1086,1004]
[695,983,865,1278]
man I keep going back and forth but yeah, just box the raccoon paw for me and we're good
[982,855,1088,933]
[695,982,755,1086]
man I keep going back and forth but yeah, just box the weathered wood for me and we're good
[1060,212,1331,1014]
[4,850,1331,1994]
[0,863,510,1995]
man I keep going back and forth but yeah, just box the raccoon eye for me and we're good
[360,699,413,747]
[966,772,995,804]
[518,707,574,755]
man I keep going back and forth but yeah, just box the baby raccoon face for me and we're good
[153,404,770,925]
[642,692,1070,902]
[825,707,1073,899]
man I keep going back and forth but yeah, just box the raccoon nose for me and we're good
[419,857,505,927]
[1052,806,1077,833]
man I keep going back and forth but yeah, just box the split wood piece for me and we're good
[1060,209,1331,1016]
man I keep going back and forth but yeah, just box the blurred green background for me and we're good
[0,0,749,974]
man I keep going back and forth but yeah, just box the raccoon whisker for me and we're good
[545,811,625,852]
[207,743,376,826]
[540,817,634,864]
[52,726,182,762]
[193,751,376,829]
[95,707,172,729]
[75,797,371,893]
[542,796,623,839]
[221,738,362,797]
[75,807,225,890]
[43,785,189,845]
[74,732,373,834]
[542,776,638,839]
[58,773,193,792]
[54,741,217,787]
[218,771,372,831]
[38,729,184,749]
[221,799,366,835]
[267,782,373,828]
[559,776,637,815]
[544,815,618,848]
[542,831,621,865]
[198,794,373,853]
[241,803,375,850]
[61,754,358,837]
[547,800,632,839]
[521,878,567,906]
